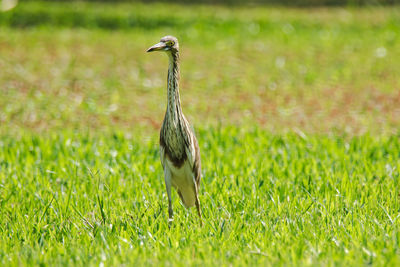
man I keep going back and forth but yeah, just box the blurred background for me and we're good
[0,0,399,136]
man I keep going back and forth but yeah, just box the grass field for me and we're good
[1,129,399,265]
[0,1,400,266]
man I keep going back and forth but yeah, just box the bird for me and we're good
[147,36,202,225]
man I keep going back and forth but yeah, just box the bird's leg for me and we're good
[164,168,173,224]
[194,184,203,226]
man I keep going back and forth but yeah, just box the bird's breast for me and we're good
[160,124,187,168]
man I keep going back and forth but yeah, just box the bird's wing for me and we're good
[182,120,201,187]
[184,134,195,169]
[191,134,202,187]
[160,144,166,169]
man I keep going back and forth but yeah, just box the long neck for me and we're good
[166,51,182,121]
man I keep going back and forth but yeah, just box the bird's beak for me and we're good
[147,42,166,52]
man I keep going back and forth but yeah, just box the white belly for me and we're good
[165,158,196,208]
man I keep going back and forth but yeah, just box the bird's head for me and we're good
[146,36,179,54]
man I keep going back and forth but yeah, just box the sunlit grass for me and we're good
[0,127,399,266]
[0,2,399,135]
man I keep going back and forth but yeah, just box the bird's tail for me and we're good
[177,188,195,208]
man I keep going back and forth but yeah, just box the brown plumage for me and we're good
[147,36,202,225]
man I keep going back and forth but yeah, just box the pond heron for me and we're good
[147,36,202,225]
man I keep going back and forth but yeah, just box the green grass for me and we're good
[0,2,400,135]
[1,1,400,266]
[1,128,399,266]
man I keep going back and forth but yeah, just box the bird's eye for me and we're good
[166,41,174,46]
